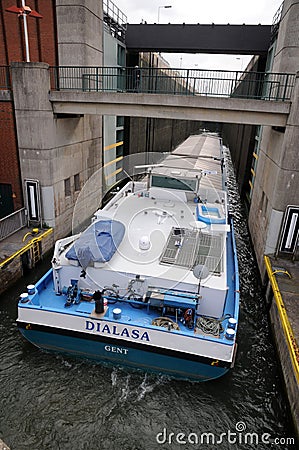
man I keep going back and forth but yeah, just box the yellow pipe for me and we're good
[0,228,53,269]
[22,232,33,242]
[23,227,40,242]
[272,269,292,278]
[264,255,299,383]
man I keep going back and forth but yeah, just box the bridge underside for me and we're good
[125,24,272,55]
[50,92,290,127]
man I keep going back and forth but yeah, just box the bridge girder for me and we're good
[50,91,289,127]
[125,24,272,55]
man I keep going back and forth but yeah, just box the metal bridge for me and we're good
[125,24,272,55]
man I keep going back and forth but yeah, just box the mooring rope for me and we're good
[196,314,231,336]
[152,317,180,331]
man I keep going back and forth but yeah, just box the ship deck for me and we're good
[19,217,238,347]
[20,275,232,347]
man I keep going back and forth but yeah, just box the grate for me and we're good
[160,227,223,274]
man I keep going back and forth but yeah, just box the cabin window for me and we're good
[151,175,196,192]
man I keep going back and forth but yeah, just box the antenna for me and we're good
[122,169,135,193]
[192,264,210,296]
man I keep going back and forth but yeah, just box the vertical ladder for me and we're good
[31,241,41,266]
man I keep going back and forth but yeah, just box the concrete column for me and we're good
[56,0,103,66]
[11,62,102,239]
[55,0,104,236]
[11,62,56,228]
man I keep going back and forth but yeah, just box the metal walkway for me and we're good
[46,65,295,127]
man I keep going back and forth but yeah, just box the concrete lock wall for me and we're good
[125,117,202,157]
[248,0,299,274]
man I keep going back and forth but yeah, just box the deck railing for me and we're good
[49,66,296,101]
[0,208,27,241]
[0,66,11,90]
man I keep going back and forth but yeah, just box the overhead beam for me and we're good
[125,24,272,55]
[50,91,290,127]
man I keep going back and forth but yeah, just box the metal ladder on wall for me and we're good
[31,241,41,266]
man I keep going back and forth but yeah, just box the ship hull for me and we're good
[18,322,231,381]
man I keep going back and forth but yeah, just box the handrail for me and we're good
[103,0,127,27]
[49,66,296,101]
[0,207,27,241]
[103,0,127,42]
[264,255,299,383]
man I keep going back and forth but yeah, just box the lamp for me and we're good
[157,5,172,23]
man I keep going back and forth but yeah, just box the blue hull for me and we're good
[19,327,230,382]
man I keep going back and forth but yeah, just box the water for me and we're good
[0,150,297,450]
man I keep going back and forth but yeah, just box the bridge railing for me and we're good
[49,66,296,101]
[0,66,11,90]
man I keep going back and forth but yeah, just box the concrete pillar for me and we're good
[56,0,103,66]
[55,0,104,236]
[11,62,56,228]
[11,62,102,239]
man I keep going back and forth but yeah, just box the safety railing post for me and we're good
[138,67,142,93]
[186,69,189,95]
[282,74,289,101]
[96,67,99,92]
